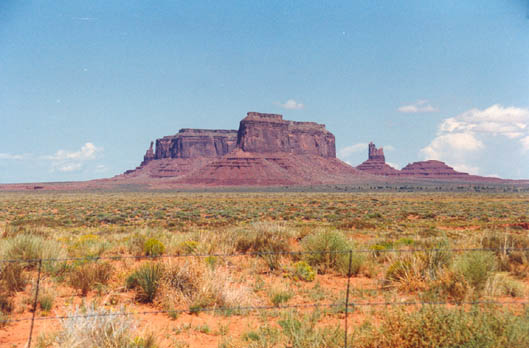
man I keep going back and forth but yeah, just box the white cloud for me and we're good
[386,161,400,170]
[45,142,100,161]
[337,143,367,159]
[421,105,529,175]
[280,99,304,110]
[57,163,83,172]
[0,153,26,160]
[521,136,529,152]
[438,104,529,138]
[383,145,395,152]
[398,100,438,113]
[43,142,103,173]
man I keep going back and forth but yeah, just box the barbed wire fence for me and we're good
[1,247,529,348]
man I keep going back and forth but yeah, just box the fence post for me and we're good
[344,250,352,348]
[27,259,42,348]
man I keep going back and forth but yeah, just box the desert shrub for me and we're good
[160,259,254,314]
[290,261,315,282]
[0,311,8,328]
[243,325,281,348]
[485,273,526,297]
[0,262,27,293]
[426,269,470,303]
[270,288,293,307]
[143,238,165,257]
[39,291,54,312]
[55,304,158,348]
[231,222,291,254]
[453,251,496,291]
[302,229,362,275]
[1,234,66,274]
[278,310,343,348]
[353,305,529,348]
[69,262,113,296]
[3,234,64,262]
[70,234,109,259]
[127,262,164,302]
[0,291,14,314]
[384,256,425,291]
[175,240,199,255]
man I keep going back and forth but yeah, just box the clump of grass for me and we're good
[353,305,529,348]
[143,238,165,257]
[127,262,164,303]
[269,286,293,307]
[302,229,362,275]
[69,262,113,296]
[485,273,526,297]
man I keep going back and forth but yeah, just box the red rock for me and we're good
[356,142,400,175]
[400,160,470,178]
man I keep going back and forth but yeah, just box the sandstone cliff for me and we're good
[237,112,336,157]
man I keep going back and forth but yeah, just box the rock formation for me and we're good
[121,112,362,185]
[399,160,470,178]
[356,142,400,175]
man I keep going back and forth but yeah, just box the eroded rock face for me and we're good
[356,142,400,175]
[237,112,336,157]
[154,129,238,159]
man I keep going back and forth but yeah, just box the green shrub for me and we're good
[127,262,164,302]
[453,251,496,291]
[143,238,165,257]
[302,230,361,275]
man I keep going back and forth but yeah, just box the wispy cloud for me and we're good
[43,142,103,172]
[398,100,438,113]
[0,153,27,160]
[72,17,98,21]
[279,99,304,110]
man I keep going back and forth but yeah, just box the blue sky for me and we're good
[1,1,528,183]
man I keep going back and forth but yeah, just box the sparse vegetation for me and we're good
[1,192,529,347]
